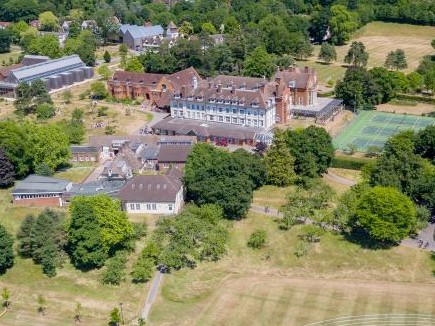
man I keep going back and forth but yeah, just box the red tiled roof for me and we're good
[119,175,182,203]
[112,70,167,86]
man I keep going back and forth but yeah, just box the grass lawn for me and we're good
[301,22,435,86]
[328,168,362,183]
[252,185,293,210]
[149,211,435,325]
[53,166,96,183]
[0,188,149,325]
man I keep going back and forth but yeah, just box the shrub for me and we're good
[97,106,108,117]
[105,125,116,135]
[101,251,127,285]
[331,156,372,170]
[131,257,154,283]
[294,240,310,257]
[247,229,267,249]
[36,103,56,120]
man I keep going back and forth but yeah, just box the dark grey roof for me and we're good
[119,175,182,203]
[70,145,99,153]
[12,175,71,194]
[137,146,159,160]
[125,25,164,39]
[67,180,126,197]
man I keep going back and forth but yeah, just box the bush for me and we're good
[97,106,108,117]
[36,103,56,120]
[395,93,435,105]
[131,257,154,283]
[247,230,267,249]
[318,90,335,97]
[331,156,372,170]
[294,240,310,257]
[105,125,116,135]
[301,225,324,243]
[101,251,127,285]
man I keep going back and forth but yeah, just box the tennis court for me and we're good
[334,111,435,152]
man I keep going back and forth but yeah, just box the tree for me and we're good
[308,8,330,44]
[431,39,435,50]
[131,256,154,283]
[90,81,108,99]
[101,251,127,285]
[335,66,379,110]
[28,34,62,58]
[283,126,335,178]
[2,288,10,309]
[37,294,46,316]
[385,49,407,71]
[0,148,15,187]
[329,5,359,45]
[124,56,143,73]
[318,43,337,63]
[407,72,424,93]
[264,131,296,186]
[16,215,35,258]
[68,197,108,270]
[275,54,295,70]
[247,230,267,249]
[39,11,59,32]
[0,29,11,54]
[415,125,435,162]
[0,224,13,275]
[15,79,52,116]
[201,22,216,35]
[36,103,55,120]
[344,41,369,67]
[97,64,112,80]
[293,38,313,60]
[352,186,416,243]
[109,307,121,326]
[242,46,276,79]
[103,50,111,63]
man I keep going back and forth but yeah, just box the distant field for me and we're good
[303,22,435,85]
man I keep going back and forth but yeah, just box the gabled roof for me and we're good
[157,144,192,163]
[164,67,202,90]
[12,175,71,194]
[273,67,317,90]
[124,25,164,39]
[70,145,99,153]
[9,55,85,83]
[167,21,177,29]
[112,70,167,85]
[119,175,182,203]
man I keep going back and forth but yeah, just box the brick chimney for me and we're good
[181,86,186,97]
[217,83,222,93]
[231,85,236,94]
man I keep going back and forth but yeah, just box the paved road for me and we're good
[402,223,435,251]
[141,271,164,321]
[250,205,283,218]
[132,111,170,135]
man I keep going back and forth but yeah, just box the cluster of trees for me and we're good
[14,79,52,116]
[0,223,14,275]
[184,144,266,218]
[0,120,71,180]
[132,204,229,274]
[265,127,334,186]
[17,209,66,276]
[334,125,435,244]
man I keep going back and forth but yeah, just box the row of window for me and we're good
[177,103,265,116]
[129,203,173,211]
[72,155,97,162]
[16,194,59,199]
[173,111,265,127]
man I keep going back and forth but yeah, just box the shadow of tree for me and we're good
[343,229,397,250]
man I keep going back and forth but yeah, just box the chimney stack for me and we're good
[217,83,222,93]
[181,86,186,97]
[231,85,236,94]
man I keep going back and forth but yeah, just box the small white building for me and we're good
[118,175,183,215]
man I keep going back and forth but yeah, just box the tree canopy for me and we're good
[0,223,14,275]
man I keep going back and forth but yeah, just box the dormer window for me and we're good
[187,96,193,100]
[196,96,203,101]
[174,93,180,99]
[252,102,259,107]
[209,98,215,103]
[224,99,231,104]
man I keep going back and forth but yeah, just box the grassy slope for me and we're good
[300,22,435,85]
[0,188,147,325]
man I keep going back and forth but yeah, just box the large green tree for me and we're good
[329,5,359,45]
[384,49,407,71]
[0,223,14,275]
[318,42,337,63]
[265,131,296,186]
[242,46,276,79]
[0,29,11,53]
[352,186,416,243]
[283,126,335,178]
[0,148,15,187]
[28,34,62,58]
[344,41,369,67]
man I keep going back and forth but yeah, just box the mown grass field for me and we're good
[300,22,435,85]
[149,210,435,325]
[0,188,148,325]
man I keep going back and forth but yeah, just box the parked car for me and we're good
[215,139,228,147]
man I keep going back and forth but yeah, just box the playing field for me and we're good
[334,111,435,152]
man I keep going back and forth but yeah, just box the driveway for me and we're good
[132,111,169,135]
[402,223,435,251]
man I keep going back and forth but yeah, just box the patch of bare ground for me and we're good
[376,102,435,115]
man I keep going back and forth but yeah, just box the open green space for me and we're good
[0,188,147,325]
[149,210,435,325]
[334,111,435,152]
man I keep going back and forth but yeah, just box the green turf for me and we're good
[333,111,435,152]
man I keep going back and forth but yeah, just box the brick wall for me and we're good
[13,197,62,207]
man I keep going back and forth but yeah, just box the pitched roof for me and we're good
[125,25,164,39]
[67,180,126,197]
[9,55,86,83]
[157,144,192,163]
[167,21,177,29]
[87,135,195,149]
[70,145,99,153]
[273,66,317,89]
[164,67,202,90]
[112,70,167,85]
[118,175,182,203]
[12,175,71,194]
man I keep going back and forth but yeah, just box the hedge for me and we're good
[318,90,335,98]
[395,93,435,105]
[331,156,373,170]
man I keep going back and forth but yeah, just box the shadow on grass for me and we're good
[343,229,397,250]
[314,61,334,65]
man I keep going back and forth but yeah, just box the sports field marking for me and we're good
[334,111,435,152]
[304,314,435,326]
